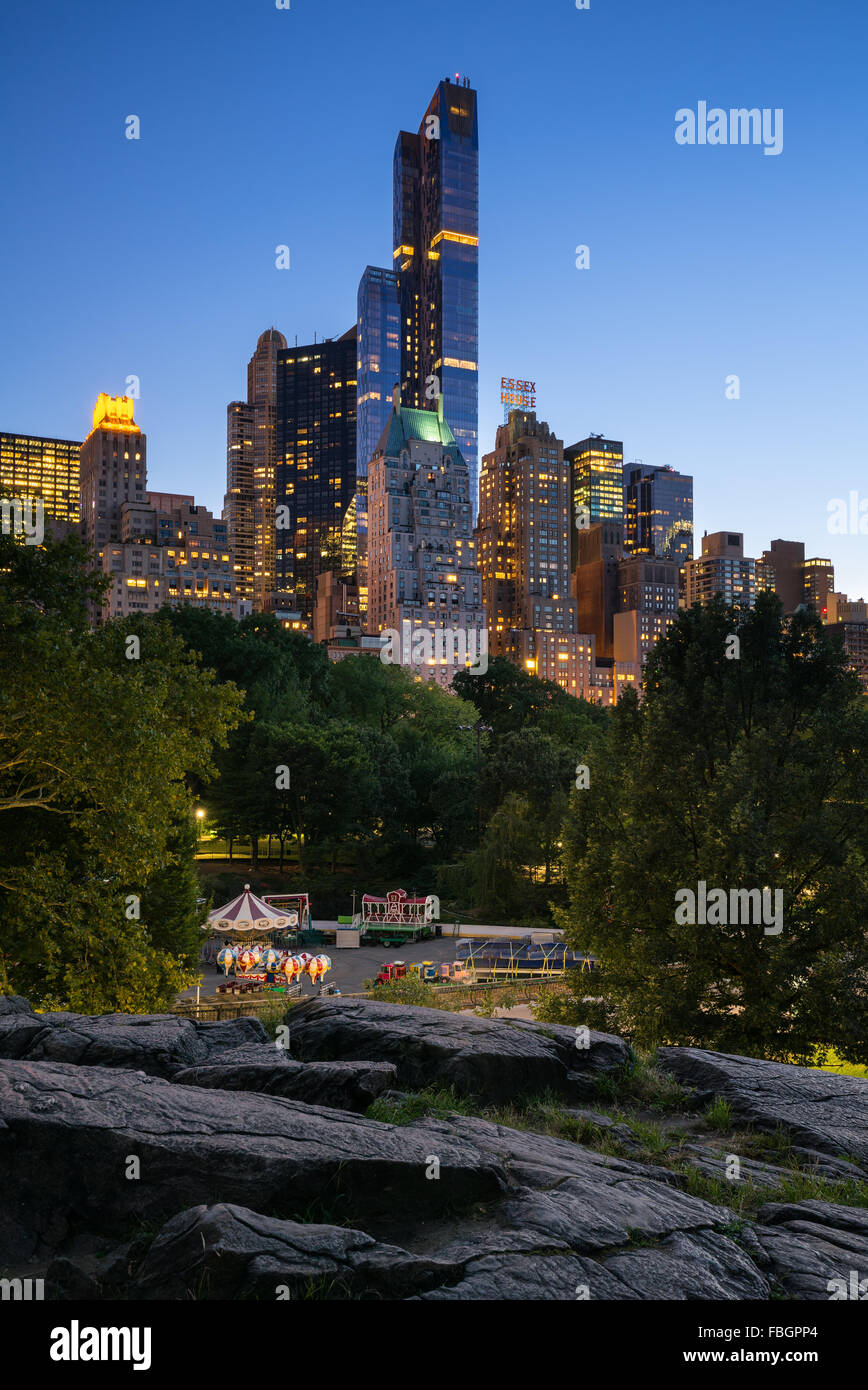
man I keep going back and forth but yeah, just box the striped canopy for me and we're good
[207,884,293,935]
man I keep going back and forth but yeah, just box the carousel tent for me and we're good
[206,885,293,935]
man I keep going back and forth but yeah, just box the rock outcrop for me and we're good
[285,997,630,1104]
[658,1047,868,1174]
[1,997,866,1300]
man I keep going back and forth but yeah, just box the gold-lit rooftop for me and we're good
[87,393,141,438]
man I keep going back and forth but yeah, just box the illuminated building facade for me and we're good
[623,463,693,596]
[477,410,587,695]
[366,392,484,686]
[274,329,357,622]
[99,497,246,621]
[685,531,756,607]
[79,394,146,553]
[225,328,286,610]
[393,78,479,507]
[0,430,81,532]
[802,556,835,616]
[566,436,624,567]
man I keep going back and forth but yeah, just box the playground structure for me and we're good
[455,937,597,982]
[359,889,439,947]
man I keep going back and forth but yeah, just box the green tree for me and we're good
[557,594,868,1063]
[0,549,244,1010]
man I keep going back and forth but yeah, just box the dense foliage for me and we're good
[550,594,868,1063]
[0,536,244,1010]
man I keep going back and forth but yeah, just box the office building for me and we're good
[274,329,357,622]
[623,462,693,584]
[224,328,286,610]
[0,429,81,533]
[366,391,484,686]
[685,531,756,608]
[566,436,624,569]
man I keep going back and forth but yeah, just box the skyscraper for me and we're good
[79,394,146,554]
[224,328,286,610]
[366,390,484,686]
[623,463,693,567]
[392,78,479,507]
[566,435,624,568]
[0,429,81,533]
[274,329,357,621]
[477,411,590,694]
[355,267,401,618]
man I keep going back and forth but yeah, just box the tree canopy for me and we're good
[554,594,868,1063]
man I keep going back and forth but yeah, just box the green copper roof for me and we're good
[381,404,459,457]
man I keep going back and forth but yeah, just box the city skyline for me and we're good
[1,0,866,600]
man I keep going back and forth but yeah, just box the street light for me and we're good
[458,719,493,845]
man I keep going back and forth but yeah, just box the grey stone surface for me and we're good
[130,1203,459,1300]
[0,998,267,1077]
[171,1057,397,1111]
[750,1200,868,1300]
[0,1057,504,1263]
[658,1047,868,1174]
[599,1229,769,1300]
[286,997,630,1104]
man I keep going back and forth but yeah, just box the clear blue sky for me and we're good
[1,0,866,596]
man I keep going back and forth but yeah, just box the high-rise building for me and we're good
[224,328,286,611]
[802,556,835,616]
[0,429,81,533]
[685,531,756,607]
[356,268,401,483]
[274,329,357,621]
[355,267,401,617]
[623,463,693,573]
[392,78,479,508]
[476,410,589,695]
[366,391,484,686]
[566,435,624,538]
[757,539,805,614]
[79,394,146,554]
[613,554,680,668]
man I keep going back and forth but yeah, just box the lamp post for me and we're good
[458,719,493,845]
[194,807,206,857]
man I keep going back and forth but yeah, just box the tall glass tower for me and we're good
[393,77,479,510]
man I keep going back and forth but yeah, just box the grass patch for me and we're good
[676,1163,868,1217]
[703,1096,734,1132]
[366,1087,477,1125]
[592,1054,692,1113]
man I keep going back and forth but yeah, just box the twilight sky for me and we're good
[1,0,866,596]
